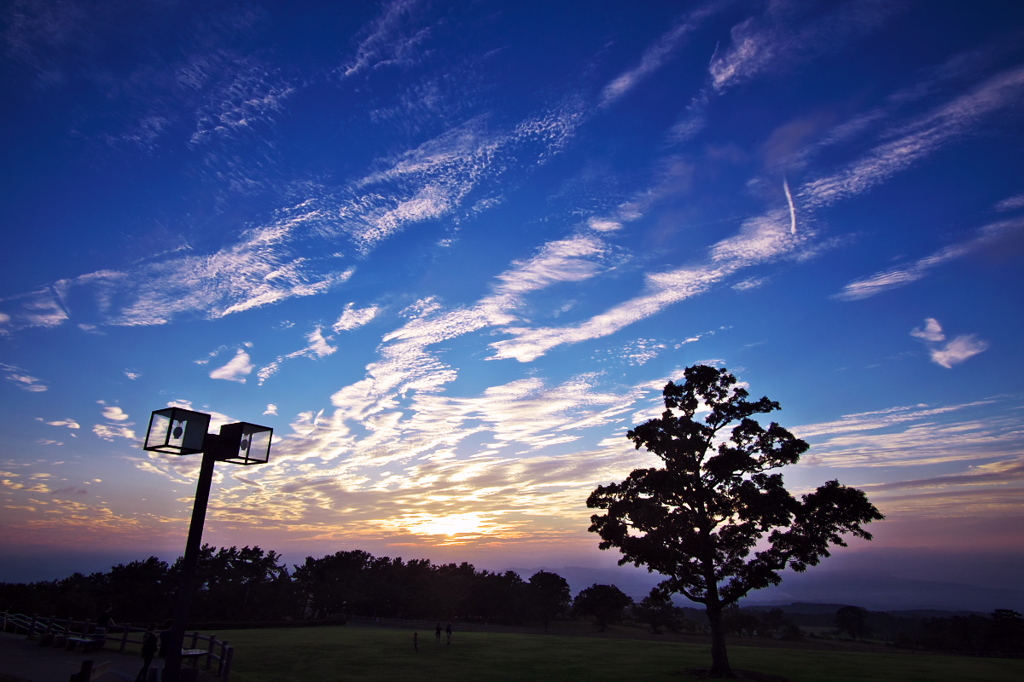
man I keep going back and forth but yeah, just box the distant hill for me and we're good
[518,564,1024,613]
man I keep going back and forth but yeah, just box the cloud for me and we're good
[189,66,294,146]
[489,207,806,362]
[0,286,69,334]
[264,404,278,416]
[204,369,658,548]
[709,1,898,92]
[342,0,432,78]
[336,104,585,253]
[796,398,1023,468]
[0,363,48,392]
[929,334,990,369]
[866,456,1024,493]
[258,325,339,385]
[599,6,715,107]
[0,87,583,340]
[0,206,355,333]
[40,418,80,430]
[101,406,129,422]
[911,318,945,343]
[910,318,989,369]
[836,217,1024,300]
[92,424,137,442]
[333,303,379,332]
[802,65,1024,211]
[210,349,254,383]
[995,193,1024,212]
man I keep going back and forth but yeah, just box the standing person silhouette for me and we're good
[445,622,452,645]
[154,619,173,681]
[434,622,441,644]
[136,623,158,682]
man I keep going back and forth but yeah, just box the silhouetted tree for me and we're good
[170,545,289,621]
[635,588,684,634]
[573,583,632,631]
[759,607,801,640]
[103,557,172,623]
[835,605,872,640]
[292,549,374,619]
[587,365,884,677]
[528,571,571,631]
[990,609,1024,655]
[721,605,760,637]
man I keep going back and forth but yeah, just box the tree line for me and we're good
[0,545,640,631]
[2,545,1021,658]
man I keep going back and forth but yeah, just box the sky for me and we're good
[2,0,1023,611]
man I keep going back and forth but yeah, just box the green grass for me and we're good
[217,625,1024,682]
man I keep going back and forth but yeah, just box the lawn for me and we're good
[216,625,1024,682]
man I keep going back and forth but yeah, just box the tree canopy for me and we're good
[587,365,883,677]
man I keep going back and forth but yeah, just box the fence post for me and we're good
[119,624,131,653]
[206,635,217,670]
[216,640,226,677]
[221,644,233,682]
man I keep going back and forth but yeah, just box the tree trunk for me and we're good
[705,603,735,678]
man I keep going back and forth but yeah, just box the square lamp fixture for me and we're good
[217,422,273,465]
[144,407,212,455]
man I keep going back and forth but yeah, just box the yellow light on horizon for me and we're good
[402,512,490,537]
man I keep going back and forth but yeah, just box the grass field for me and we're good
[216,625,1024,682]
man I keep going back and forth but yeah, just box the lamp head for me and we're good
[143,408,211,455]
[216,422,273,465]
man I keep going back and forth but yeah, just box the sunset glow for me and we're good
[1,0,1023,609]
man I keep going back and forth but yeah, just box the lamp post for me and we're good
[143,407,272,682]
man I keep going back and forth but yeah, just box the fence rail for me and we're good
[0,612,234,681]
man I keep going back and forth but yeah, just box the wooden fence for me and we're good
[1,612,234,681]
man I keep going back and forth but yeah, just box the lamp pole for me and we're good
[143,408,272,682]
[164,449,217,682]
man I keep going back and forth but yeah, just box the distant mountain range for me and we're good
[519,565,1024,614]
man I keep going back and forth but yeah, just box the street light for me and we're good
[144,407,272,682]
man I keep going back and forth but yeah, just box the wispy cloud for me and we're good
[489,207,807,362]
[995,192,1024,212]
[866,456,1024,493]
[835,218,1024,301]
[710,0,898,92]
[342,0,432,78]
[1,363,48,392]
[210,348,254,383]
[796,398,1021,468]
[92,424,137,442]
[599,4,717,108]
[909,318,989,369]
[336,104,585,253]
[258,326,338,385]
[801,65,1024,210]
[0,208,354,334]
[333,303,379,332]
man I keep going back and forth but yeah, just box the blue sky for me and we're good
[2,0,1023,609]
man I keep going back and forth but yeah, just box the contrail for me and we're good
[783,175,797,235]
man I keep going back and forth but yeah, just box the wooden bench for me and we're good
[66,635,105,652]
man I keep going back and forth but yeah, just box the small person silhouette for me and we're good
[446,622,452,644]
[414,632,419,651]
[136,623,158,682]
[435,622,441,644]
